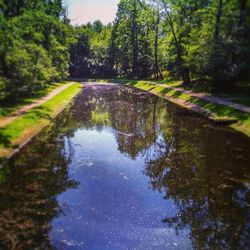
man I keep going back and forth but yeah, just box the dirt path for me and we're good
[150,82,250,113]
[0,82,74,128]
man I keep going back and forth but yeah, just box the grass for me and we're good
[0,82,82,160]
[127,81,250,137]
[74,78,250,136]
[158,78,183,87]
[0,82,67,119]
[154,78,250,107]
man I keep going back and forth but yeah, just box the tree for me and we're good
[0,0,72,99]
[69,30,90,78]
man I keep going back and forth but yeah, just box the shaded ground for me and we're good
[0,83,74,128]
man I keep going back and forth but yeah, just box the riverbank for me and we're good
[82,79,250,137]
[0,82,82,162]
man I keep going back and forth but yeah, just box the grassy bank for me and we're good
[0,82,68,119]
[82,79,250,137]
[128,81,250,136]
[0,82,82,160]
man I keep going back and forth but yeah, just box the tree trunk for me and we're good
[238,0,247,28]
[162,2,190,84]
[229,0,247,88]
[154,8,162,79]
[214,0,223,40]
[131,0,139,77]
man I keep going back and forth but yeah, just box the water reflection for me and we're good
[144,128,250,249]
[73,86,161,159]
[0,108,80,249]
[0,85,249,249]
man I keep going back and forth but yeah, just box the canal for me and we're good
[0,84,249,249]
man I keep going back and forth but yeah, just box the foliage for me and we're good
[156,0,250,90]
[68,0,250,92]
[1,0,250,95]
[69,21,115,78]
[0,1,72,99]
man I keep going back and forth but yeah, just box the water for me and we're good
[0,84,249,249]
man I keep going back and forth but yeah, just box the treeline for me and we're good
[71,0,250,91]
[1,0,250,100]
[69,21,114,78]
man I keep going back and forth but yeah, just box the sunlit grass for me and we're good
[159,78,183,87]
[0,82,82,159]
[130,81,250,137]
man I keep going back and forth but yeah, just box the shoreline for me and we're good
[80,79,250,137]
[0,83,82,165]
[1,79,249,164]
[127,81,249,136]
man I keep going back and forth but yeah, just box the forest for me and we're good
[0,0,250,100]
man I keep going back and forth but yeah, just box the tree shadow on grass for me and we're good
[0,99,33,118]
[0,83,64,118]
[0,132,12,148]
[159,87,172,96]
[27,106,53,120]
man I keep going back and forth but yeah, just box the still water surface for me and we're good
[0,85,250,249]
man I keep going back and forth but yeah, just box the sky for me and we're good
[68,0,120,25]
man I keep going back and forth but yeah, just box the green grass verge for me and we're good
[128,81,250,137]
[81,78,250,105]
[0,82,82,159]
[0,82,67,119]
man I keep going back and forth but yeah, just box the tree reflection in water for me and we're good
[75,85,250,249]
[0,107,80,249]
[144,130,250,249]
[0,85,249,249]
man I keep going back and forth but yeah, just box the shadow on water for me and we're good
[0,107,80,249]
[0,85,249,249]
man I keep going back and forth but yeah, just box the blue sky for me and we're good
[68,0,119,25]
